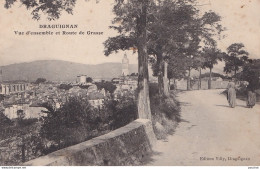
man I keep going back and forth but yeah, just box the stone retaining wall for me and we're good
[24,119,156,166]
[176,80,229,90]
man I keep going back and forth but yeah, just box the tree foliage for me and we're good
[224,43,249,76]
[105,0,223,94]
[201,47,223,89]
[4,0,77,20]
[240,59,260,91]
[0,94,5,102]
[86,77,93,83]
[104,0,152,118]
[35,78,46,84]
[101,96,137,130]
[0,111,12,128]
[40,97,95,148]
[202,47,223,70]
[95,81,116,94]
[58,84,73,90]
[167,56,188,81]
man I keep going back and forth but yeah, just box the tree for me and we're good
[58,84,73,90]
[4,0,77,20]
[95,81,116,94]
[86,77,93,83]
[101,97,137,130]
[160,9,224,91]
[104,0,152,119]
[130,73,138,76]
[240,59,260,91]
[183,10,224,90]
[40,97,95,149]
[0,110,12,128]
[0,94,5,102]
[35,78,46,84]
[147,0,199,96]
[224,43,249,77]
[167,56,189,90]
[202,47,223,89]
[17,109,25,120]
[193,55,206,90]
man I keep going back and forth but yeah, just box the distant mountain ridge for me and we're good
[0,60,138,82]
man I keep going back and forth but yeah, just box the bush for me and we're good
[160,96,181,122]
[17,118,38,127]
[95,81,117,94]
[58,84,73,90]
[170,84,177,90]
[240,60,260,91]
[1,96,138,164]
[79,85,90,89]
[236,82,248,96]
[0,111,39,140]
[35,78,46,84]
[0,111,12,127]
[40,97,96,151]
[149,83,159,98]
[149,83,181,140]
[0,94,5,102]
[39,95,138,154]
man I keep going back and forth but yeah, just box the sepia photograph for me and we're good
[0,0,259,167]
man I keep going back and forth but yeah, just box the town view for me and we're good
[0,0,260,166]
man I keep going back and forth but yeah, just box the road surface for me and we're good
[148,89,260,166]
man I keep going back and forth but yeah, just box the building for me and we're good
[122,53,129,76]
[76,75,87,84]
[87,84,98,93]
[0,83,30,95]
[3,103,47,119]
[87,92,105,108]
[0,69,3,83]
[110,54,138,98]
[0,69,30,95]
[121,76,138,90]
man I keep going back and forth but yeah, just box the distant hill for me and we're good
[0,60,138,82]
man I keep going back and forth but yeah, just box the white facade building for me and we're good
[76,75,87,84]
[122,53,129,76]
[0,83,30,95]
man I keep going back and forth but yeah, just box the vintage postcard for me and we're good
[0,0,259,167]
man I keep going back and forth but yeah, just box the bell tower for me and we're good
[122,53,129,76]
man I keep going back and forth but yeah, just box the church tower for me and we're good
[122,53,129,76]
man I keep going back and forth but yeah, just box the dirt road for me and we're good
[148,89,260,166]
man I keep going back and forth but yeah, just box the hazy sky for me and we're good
[0,0,260,67]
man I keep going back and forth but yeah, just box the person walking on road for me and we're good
[227,79,236,108]
[246,86,257,108]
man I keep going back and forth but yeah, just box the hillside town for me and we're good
[0,54,138,120]
[1,0,260,166]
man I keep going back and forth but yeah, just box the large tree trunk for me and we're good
[173,78,177,90]
[168,78,171,90]
[157,53,164,99]
[163,60,169,96]
[187,67,191,91]
[208,67,212,89]
[198,67,202,90]
[21,138,25,163]
[137,0,151,120]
